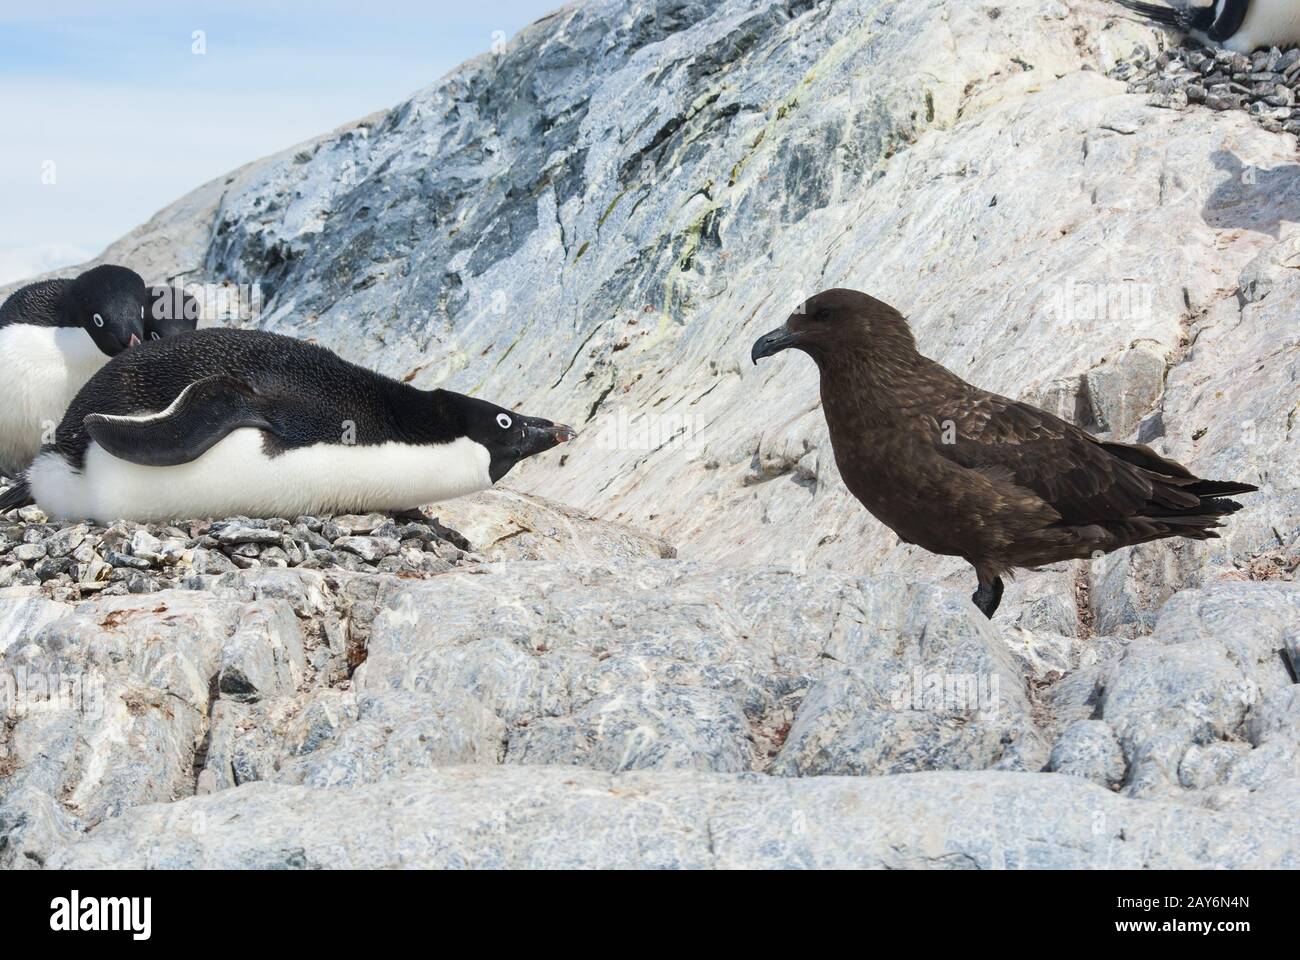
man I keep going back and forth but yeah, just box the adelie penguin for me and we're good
[146,284,202,341]
[0,264,197,476]
[750,289,1257,619]
[0,328,575,522]
[1112,1,1300,52]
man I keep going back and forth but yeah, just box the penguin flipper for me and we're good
[0,479,33,513]
[84,375,273,467]
[1109,0,1213,32]
[1110,0,1183,27]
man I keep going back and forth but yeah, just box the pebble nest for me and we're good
[1109,41,1300,135]
[0,474,480,601]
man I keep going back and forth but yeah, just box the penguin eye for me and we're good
[92,313,104,328]
[140,305,145,320]
[151,331,161,341]
[496,413,512,429]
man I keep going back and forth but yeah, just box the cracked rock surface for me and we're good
[3,0,1299,867]
[4,559,1297,868]
[46,766,1295,870]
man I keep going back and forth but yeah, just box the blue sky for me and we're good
[0,1,562,283]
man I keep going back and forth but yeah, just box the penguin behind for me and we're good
[1112,1,1300,53]
[6,328,576,523]
[146,284,201,341]
[0,264,150,476]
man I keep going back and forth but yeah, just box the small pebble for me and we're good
[13,543,48,562]
[105,550,152,570]
[213,523,283,546]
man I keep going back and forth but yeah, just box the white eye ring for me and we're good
[92,313,104,328]
[151,331,161,341]
[496,413,512,429]
[140,305,145,319]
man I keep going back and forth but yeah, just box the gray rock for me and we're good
[212,524,283,547]
[0,593,69,657]
[104,550,151,570]
[45,766,1300,870]
[1094,581,1300,799]
[277,691,505,788]
[191,548,238,575]
[0,562,24,588]
[322,560,1047,781]
[12,544,46,563]
[333,536,400,563]
[329,514,389,535]
[771,667,1032,777]
[0,786,83,871]
[1048,720,1127,788]
[31,557,72,582]
[198,700,253,793]
[129,530,166,565]
[1081,345,1167,439]
[45,525,88,559]
[0,591,250,864]
[217,601,306,702]
[428,491,674,561]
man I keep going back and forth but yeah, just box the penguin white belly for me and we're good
[1225,1,1300,52]
[0,325,108,475]
[28,428,495,522]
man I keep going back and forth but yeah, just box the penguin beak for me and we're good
[519,418,577,458]
[128,333,142,347]
[489,417,576,483]
[751,324,799,364]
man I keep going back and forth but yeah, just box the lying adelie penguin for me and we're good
[146,284,201,341]
[750,289,1257,619]
[1112,1,1300,53]
[1,328,575,523]
[0,264,151,476]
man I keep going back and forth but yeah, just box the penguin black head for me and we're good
[452,394,576,483]
[146,285,201,341]
[750,287,917,366]
[64,265,149,356]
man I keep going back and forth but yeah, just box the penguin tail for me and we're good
[1109,0,1189,28]
[0,479,33,514]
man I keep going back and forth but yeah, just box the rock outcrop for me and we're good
[2,0,1298,868]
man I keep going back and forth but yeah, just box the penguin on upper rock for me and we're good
[0,328,576,522]
[1112,1,1300,53]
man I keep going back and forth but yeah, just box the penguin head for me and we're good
[751,287,916,365]
[454,395,576,483]
[66,265,149,356]
[145,285,201,341]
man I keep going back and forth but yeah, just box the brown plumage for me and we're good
[750,288,1257,618]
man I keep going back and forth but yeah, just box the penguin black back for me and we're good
[0,279,67,330]
[55,329,463,466]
